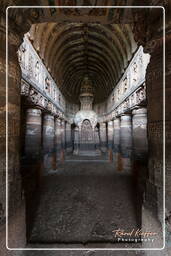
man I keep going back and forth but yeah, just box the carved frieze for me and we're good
[98,83,146,123]
[21,79,67,121]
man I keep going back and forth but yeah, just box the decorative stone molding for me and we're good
[20,35,149,126]
[98,83,146,123]
[19,34,66,111]
[21,79,66,121]
[95,46,149,122]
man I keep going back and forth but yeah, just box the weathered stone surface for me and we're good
[99,122,107,152]
[43,114,55,173]
[55,118,62,160]
[65,122,72,152]
[0,16,26,250]
[25,108,42,159]
[0,2,170,254]
[29,162,140,246]
[107,121,114,149]
[132,108,147,161]
[120,114,132,172]
[113,118,121,170]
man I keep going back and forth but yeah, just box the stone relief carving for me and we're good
[28,54,33,77]
[98,83,146,123]
[132,61,138,83]
[35,61,40,81]
[19,34,66,112]
[21,79,67,122]
[19,35,148,126]
[123,76,128,92]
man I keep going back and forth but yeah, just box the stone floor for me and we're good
[28,159,141,249]
[21,249,145,256]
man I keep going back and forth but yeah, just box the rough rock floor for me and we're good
[28,159,141,250]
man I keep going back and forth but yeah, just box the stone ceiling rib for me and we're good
[29,21,137,103]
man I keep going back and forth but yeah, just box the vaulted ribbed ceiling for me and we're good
[29,22,137,103]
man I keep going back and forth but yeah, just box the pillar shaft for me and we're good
[132,107,148,201]
[55,118,62,160]
[43,114,55,172]
[113,117,121,169]
[100,122,107,152]
[132,107,148,161]
[107,121,114,149]
[65,122,72,152]
[73,127,79,155]
[120,114,132,172]
[94,127,100,151]
[61,120,66,150]
[25,108,42,159]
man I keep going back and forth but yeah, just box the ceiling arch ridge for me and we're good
[47,25,124,73]
[61,63,112,90]
[61,65,112,96]
[63,67,109,95]
[40,23,57,59]
[54,44,118,83]
[63,72,108,103]
[58,55,115,92]
[88,23,128,66]
[45,24,86,66]
[54,39,120,76]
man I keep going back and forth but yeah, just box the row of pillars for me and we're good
[100,107,147,173]
[24,108,72,175]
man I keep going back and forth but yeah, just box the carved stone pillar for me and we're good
[120,114,132,172]
[132,107,148,199]
[107,120,114,149]
[61,120,66,150]
[132,107,148,161]
[65,122,72,153]
[99,122,107,152]
[25,108,42,159]
[94,127,100,152]
[73,126,79,155]
[55,118,62,161]
[24,108,43,223]
[43,113,55,172]
[113,117,121,169]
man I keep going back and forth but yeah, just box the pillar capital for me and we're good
[26,108,42,116]
[113,117,120,127]
[43,113,54,121]
[108,120,113,125]
[55,117,61,125]
[132,107,147,116]
[120,113,132,123]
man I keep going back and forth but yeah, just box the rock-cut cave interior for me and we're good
[0,3,170,255]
